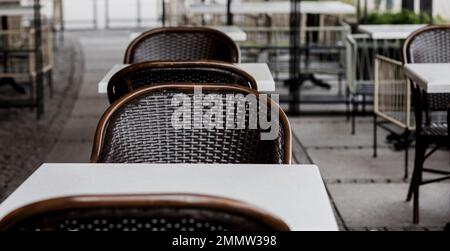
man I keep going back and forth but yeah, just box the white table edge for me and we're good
[404,64,450,93]
[0,164,338,231]
[98,63,276,93]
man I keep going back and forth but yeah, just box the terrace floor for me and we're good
[0,30,449,230]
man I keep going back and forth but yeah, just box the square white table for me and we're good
[0,4,35,16]
[130,26,247,42]
[358,24,426,40]
[0,164,338,231]
[98,63,276,93]
[187,1,355,15]
[404,63,450,94]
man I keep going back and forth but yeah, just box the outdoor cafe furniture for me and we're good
[91,84,291,164]
[106,61,258,103]
[373,55,413,180]
[403,25,450,224]
[358,24,427,40]
[186,1,356,17]
[346,24,424,135]
[0,193,290,231]
[0,163,339,231]
[124,27,240,64]
[129,25,247,42]
[98,62,276,94]
[0,18,53,95]
[0,0,48,119]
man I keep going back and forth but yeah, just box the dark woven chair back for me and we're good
[91,84,291,164]
[107,61,257,103]
[404,26,450,139]
[124,27,240,64]
[0,194,290,231]
[403,25,450,112]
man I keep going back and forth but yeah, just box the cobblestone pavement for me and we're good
[0,35,84,201]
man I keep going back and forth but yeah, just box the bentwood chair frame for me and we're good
[402,25,450,224]
[0,194,290,231]
[91,84,292,164]
[123,27,240,64]
[373,55,415,180]
[107,60,258,103]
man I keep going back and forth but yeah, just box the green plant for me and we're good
[365,10,427,24]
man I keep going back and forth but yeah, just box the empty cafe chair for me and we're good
[373,55,414,180]
[0,194,290,231]
[123,27,240,64]
[403,25,450,224]
[107,60,257,103]
[91,84,291,164]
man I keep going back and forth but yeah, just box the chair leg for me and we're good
[47,70,53,98]
[351,98,357,135]
[407,139,427,224]
[403,130,410,180]
[406,140,427,202]
[362,94,366,114]
[413,180,420,224]
[346,91,350,121]
[373,114,377,158]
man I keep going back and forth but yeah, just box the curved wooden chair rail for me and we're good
[91,84,292,164]
[107,60,258,103]
[124,27,240,64]
[0,193,290,231]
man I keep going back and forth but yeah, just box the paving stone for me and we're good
[57,117,100,142]
[328,183,450,228]
[308,148,449,181]
[71,98,109,118]
[77,72,108,99]
[290,117,391,148]
[0,36,84,200]
[46,141,93,163]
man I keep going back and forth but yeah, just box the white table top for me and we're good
[358,24,426,40]
[404,63,450,94]
[0,164,338,231]
[187,1,356,15]
[129,26,247,42]
[0,4,35,16]
[98,63,275,93]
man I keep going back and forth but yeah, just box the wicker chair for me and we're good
[403,25,450,224]
[373,55,414,180]
[0,194,290,231]
[91,84,291,164]
[123,27,240,64]
[107,60,257,103]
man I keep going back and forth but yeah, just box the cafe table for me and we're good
[404,63,450,94]
[0,4,35,16]
[186,1,356,15]
[0,163,339,231]
[97,63,276,93]
[358,24,426,40]
[129,25,247,42]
